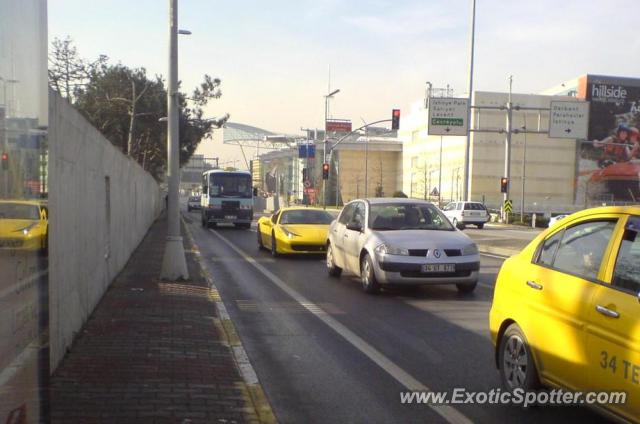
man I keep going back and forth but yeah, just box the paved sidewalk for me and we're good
[49,214,267,424]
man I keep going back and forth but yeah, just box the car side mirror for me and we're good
[346,222,363,232]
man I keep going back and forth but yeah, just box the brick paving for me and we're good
[49,214,260,424]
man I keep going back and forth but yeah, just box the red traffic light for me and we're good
[1,152,7,161]
[1,152,8,171]
[322,163,330,180]
[500,177,509,193]
[392,109,400,130]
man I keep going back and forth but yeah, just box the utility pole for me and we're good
[503,75,513,223]
[160,0,188,280]
[520,115,528,223]
[438,135,443,205]
[364,126,369,197]
[423,163,427,200]
[463,0,476,202]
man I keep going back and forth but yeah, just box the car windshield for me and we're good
[209,173,252,198]
[280,210,333,225]
[369,203,454,231]
[0,203,40,220]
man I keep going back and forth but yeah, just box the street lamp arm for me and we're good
[327,118,392,154]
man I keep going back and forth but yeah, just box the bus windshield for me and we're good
[209,173,252,198]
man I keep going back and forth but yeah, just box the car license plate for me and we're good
[421,263,455,273]
[225,215,237,220]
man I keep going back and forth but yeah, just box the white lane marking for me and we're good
[0,270,48,303]
[0,341,40,389]
[480,252,508,260]
[233,345,260,385]
[208,228,472,424]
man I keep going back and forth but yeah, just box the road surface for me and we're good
[183,210,601,423]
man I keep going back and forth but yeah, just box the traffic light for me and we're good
[1,152,8,171]
[322,163,330,180]
[500,177,509,193]
[302,167,308,182]
[391,109,400,130]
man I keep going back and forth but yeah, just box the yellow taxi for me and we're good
[490,206,639,422]
[0,200,48,252]
[257,207,334,256]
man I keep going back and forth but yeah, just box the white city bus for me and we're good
[201,169,254,228]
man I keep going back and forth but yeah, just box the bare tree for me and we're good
[48,36,107,102]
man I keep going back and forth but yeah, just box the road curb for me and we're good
[182,216,278,424]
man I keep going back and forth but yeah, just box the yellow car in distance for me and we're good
[257,207,334,256]
[0,200,48,252]
[490,206,640,422]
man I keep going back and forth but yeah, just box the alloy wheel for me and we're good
[502,334,529,390]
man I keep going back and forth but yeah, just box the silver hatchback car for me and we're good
[326,198,480,294]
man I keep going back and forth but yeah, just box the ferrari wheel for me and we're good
[271,233,279,257]
[257,225,264,249]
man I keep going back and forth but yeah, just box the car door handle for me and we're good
[596,305,620,319]
[526,280,543,290]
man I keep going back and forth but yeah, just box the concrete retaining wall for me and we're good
[48,92,162,369]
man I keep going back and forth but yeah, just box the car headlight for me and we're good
[375,244,409,256]
[15,223,37,236]
[462,243,478,256]
[281,226,300,239]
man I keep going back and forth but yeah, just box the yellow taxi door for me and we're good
[586,215,640,421]
[524,218,618,391]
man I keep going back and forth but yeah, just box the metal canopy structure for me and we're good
[222,122,306,170]
[223,122,301,150]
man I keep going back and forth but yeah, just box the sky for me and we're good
[49,0,640,164]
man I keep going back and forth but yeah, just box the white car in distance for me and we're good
[442,201,489,229]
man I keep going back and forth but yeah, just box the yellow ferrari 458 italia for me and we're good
[0,200,48,252]
[257,207,335,256]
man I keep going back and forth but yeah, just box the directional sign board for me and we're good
[549,100,589,139]
[428,97,469,136]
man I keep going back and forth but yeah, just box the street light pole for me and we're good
[323,88,339,208]
[463,0,476,202]
[160,0,189,280]
[503,75,513,224]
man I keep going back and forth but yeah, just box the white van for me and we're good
[442,201,489,229]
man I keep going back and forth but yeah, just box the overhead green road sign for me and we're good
[431,118,464,126]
